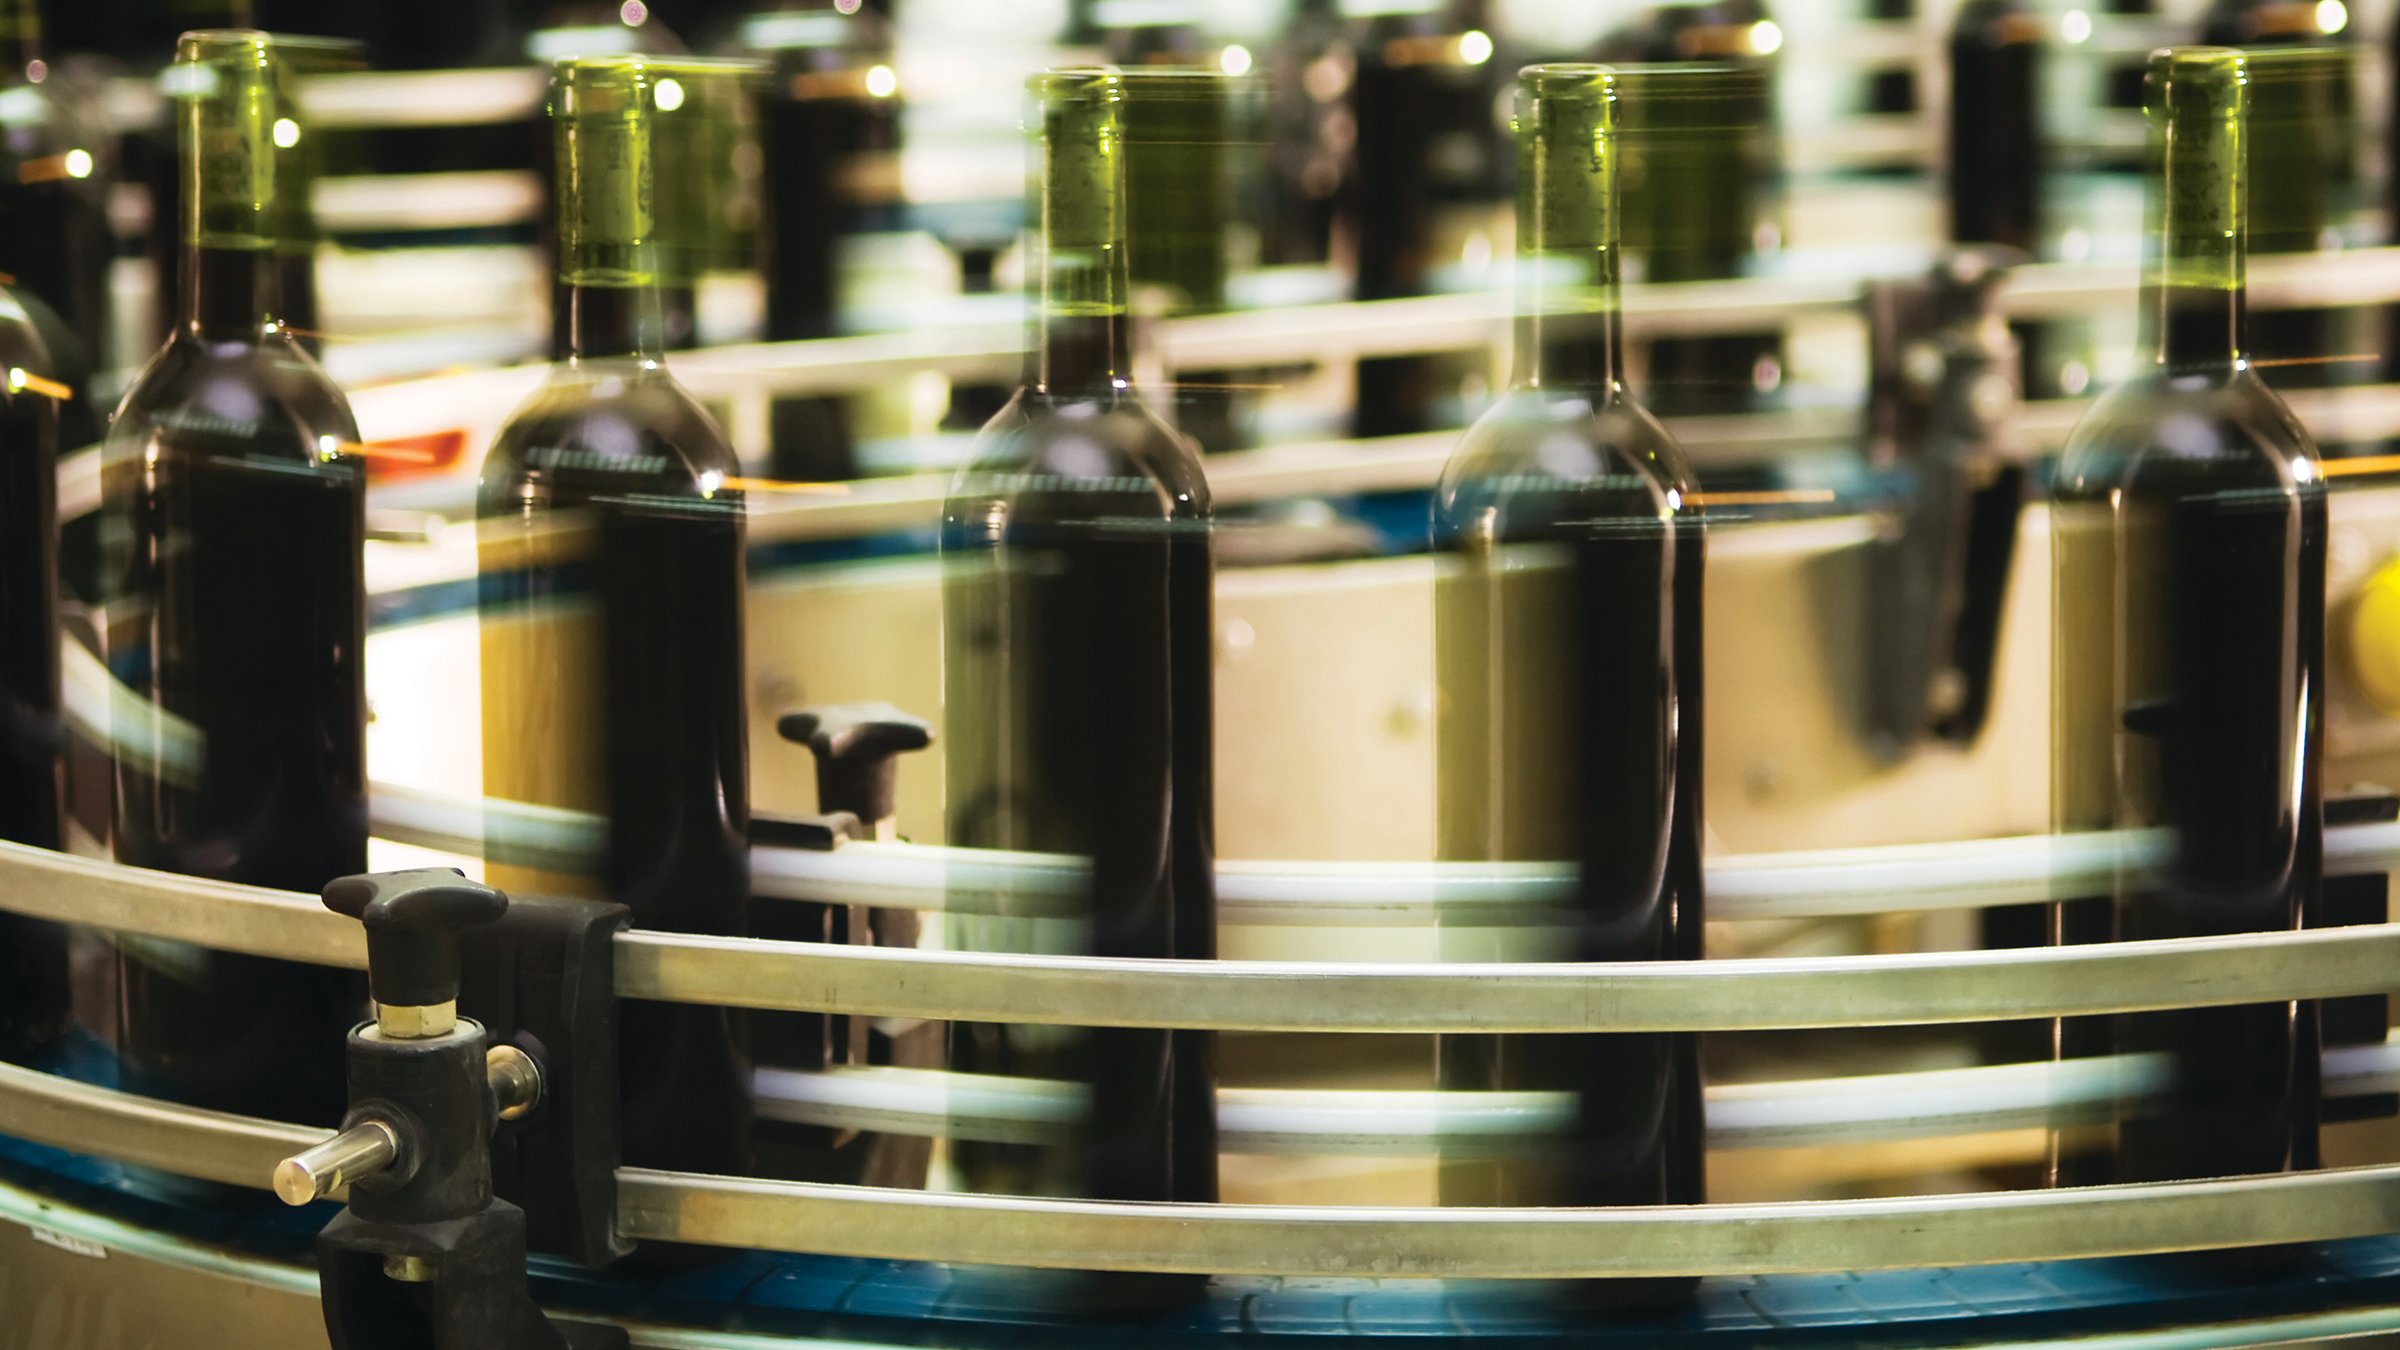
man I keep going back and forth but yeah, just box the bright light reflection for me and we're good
[62,148,91,178]
[864,64,898,98]
[1219,43,1253,76]
[654,77,685,111]
[2060,9,2093,42]
[271,117,299,148]
[2317,0,2348,32]
[619,0,648,25]
[1749,20,1783,54]
[1457,29,1493,64]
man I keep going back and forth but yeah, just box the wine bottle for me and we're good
[942,69,1217,1225]
[2234,43,2357,394]
[1607,52,1781,416]
[2049,46,2323,1185]
[0,0,109,388]
[1122,68,1242,453]
[1259,0,1348,268]
[1867,0,1916,115]
[98,30,364,1127]
[649,57,761,352]
[754,0,902,481]
[481,55,752,1178]
[1346,0,1508,438]
[1948,0,2041,254]
[1433,64,1705,1242]
[0,274,68,1066]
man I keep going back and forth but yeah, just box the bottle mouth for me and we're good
[1519,62,1616,101]
[1030,66,1121,105]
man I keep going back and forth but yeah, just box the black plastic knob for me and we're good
[777,704,933,826]
[323,868,509,1012]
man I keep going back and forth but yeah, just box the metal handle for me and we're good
[273,1118,400,1206]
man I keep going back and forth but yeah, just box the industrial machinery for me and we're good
[10,0,2400,1346]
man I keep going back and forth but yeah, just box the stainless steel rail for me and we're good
[4,837,2399,1032]
[9,1057,2400,1278]
[608,1163,2400,1277]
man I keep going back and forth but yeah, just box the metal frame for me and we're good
[7,834,2400,1276]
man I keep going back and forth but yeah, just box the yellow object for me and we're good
[2349,558,2400,712]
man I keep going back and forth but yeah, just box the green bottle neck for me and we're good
[0,0,40,80]
[1033,72,1132,398]
[554,66,665,363]
[181,242,280,340]
[1512,67,1623,395]
[2139,47,2247,374]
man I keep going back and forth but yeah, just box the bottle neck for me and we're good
[0,0,39,80]
[1032,80,1132,398]
[2138,49,2247,374]
[564,280,665,362]
[181,244,279,341]
[1511,73,1623,395]
[554,65,664,365]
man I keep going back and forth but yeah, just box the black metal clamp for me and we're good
[752,702,940,1187]
[1861,247,2030,757]
[280,868,627,1350]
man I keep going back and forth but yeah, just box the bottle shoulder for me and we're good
[105,332,362,465]
[949,388,1210,520]
[2055,367,2319,501]
[483,361,739,502]
[1436,388,1697,529]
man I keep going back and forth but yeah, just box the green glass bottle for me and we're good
[481,56,753,1177]
[1433,65,1706,1240]
[1121,67,1244,453]
[100,30,364,1127]
[0,267,69,1067]
[2050,47,2324,1185]
[941,69,1217,1230]
[0,0,109,388]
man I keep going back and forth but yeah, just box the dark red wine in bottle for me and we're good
[2050,47,2323,1185]
[99,32,365,1127]
[942,72,1216,1297]
[0,277,68,1066]
[483,56,752,1177]
[0,0,110,387]
[754,0,902,481]
[1346,0,1508,438]
[1434,65,1704,1306]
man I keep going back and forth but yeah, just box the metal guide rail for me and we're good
[4,836,2400,1277]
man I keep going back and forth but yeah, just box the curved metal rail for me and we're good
[8,1057,2400,1279]
[1,840,2397,1033]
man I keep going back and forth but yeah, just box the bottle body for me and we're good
[942,388,1215,1204]
[1433,390,1705,1212]
[0,282,65,1065]
[2050,46,2324,1185]
[479,354,754,1175]
[2051,369,2324,1182]
[100,248,366,1125]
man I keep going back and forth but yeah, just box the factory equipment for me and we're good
[11,1,2400,1346]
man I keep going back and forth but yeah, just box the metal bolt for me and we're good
[273,1119,400,1207]
[487,1043,543,1123]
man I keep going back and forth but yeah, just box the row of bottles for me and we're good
[0,13,2342,1318]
